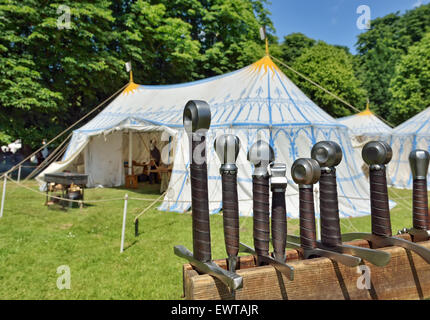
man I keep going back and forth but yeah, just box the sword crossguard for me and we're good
[183,100,211,134]
[269,163,288,192]
[291,158,321,187]
[214,134,241,173]
[247,140,274,177]
[409,150,430,180]
[362,141,392,167]
[311,141,342,169]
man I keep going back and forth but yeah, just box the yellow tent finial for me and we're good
[358,99,372,116]
[130,70,134,83]
[265,38,269,56]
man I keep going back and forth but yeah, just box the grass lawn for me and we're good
[0,180,424,299]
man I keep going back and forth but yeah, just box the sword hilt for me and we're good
[184,100,212,263]
[252,175,271,259]
[409,150,430,231]
[220,173,240,258]
[362,141,393,238]
[270,163,288,262]
[248,141,274,263]
[292,158,321,250]
[311,141,343,248]
[215,134,241,261]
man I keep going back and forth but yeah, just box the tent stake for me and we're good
[120,194,128,253]
[17,165,21,183]
[134,219,139,237]
[1,174,7,218]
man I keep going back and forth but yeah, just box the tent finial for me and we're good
[358,98,372,116]
[125,61,134,83]
[122,62,139,95]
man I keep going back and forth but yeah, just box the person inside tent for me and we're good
[148,139,161,185]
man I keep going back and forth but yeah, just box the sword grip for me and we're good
[190,136,212,262]
[413,179,429,230]
[299,187,317,249]
[369,166,392,237]
[271,190,287,260]
[253,176,270,258]
[319,170,342,247]
[221,173,240,258]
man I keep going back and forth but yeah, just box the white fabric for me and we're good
[84,132,124,187]
[388,107,430,189]
[37,56,374,218]
[338,112,393,182]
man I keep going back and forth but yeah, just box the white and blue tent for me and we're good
[337,105,393,173]
[37,56,372,218]
[388,106,430,189]
[337,105,393,141]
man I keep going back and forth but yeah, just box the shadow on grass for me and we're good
[123,239,140,252]
[112,183,162,196]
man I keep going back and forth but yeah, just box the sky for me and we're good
[268,0,430,54]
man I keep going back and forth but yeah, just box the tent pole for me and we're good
[1,174,7,218]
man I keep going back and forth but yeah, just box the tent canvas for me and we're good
[37,56,373,218]
[337,107,393,177]
[337,108,393,139]
[388,106,430,189]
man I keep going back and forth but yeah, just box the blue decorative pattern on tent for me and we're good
[39,56,373,218]
[389,107,430,189]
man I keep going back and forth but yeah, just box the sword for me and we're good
[239,140,294,281]
[398,150,430,242]
[288,142,390,267]
[214,134,241,273]
[288,158,362,267]
[342,141,430,264]
[174,100,243,291]
[269,162,288,263]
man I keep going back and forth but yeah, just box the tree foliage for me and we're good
[0,0,272,147]
[278,33,315,65]
[355,4,430,121]
[388,33,430,125]
[1,1,430,147]
[287,42,367,118]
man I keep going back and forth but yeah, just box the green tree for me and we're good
[278,33,315,65]
[118,0,201,84]
[288,42,367,118]
[389,33,430,125]
[0,1,122,147]
[161,0,274,77]
[355,4,430,119]
[0,0,274,147]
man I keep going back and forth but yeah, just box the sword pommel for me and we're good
[247,140,274,177]
[214,134,241,173]
[409,150,430,180]
[291,158,321,187]
[311,141,342,169]
[183,100,211,134]
[362,141,392,166]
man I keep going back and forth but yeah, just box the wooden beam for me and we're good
[182,236,430,300]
